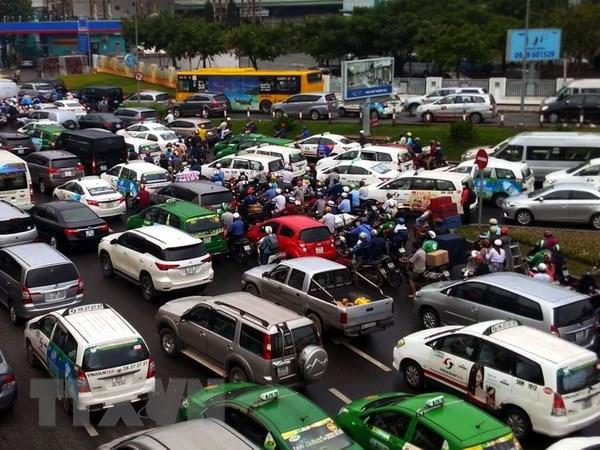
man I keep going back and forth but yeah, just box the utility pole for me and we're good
[134,0,140,101]
[518,0,530,127]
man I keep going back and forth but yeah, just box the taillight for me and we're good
[262,333,272,360]
[551,393,566,416]
[77,367,91,393]
[99,223,109,231]
[146,356,155,378]
[155,262,179,270]
[203,254,212,263]
[76,163,84,171]
[119,197,125,203]
[340,310,348,325]
[86,199,99,206]
[47,167,58,174]
[1,373,16,391]
[22,287,32,304]
[64,228,79,236]
[550,324,560,337]
[76,278,84,295]
[103,122,112,128]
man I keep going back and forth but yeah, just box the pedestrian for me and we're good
[164,109,175,124]
[486,239,506,272]
[136,184,151,212]
[461,182,475,225]
[358,130,367,147]
[408,242,426,298]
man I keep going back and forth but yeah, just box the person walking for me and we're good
[461,182,475,225]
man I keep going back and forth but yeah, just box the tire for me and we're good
[492,193,508,208]
[274,109,284,118]
[140,273,156,302]
[469,112,483,124]
[338,107,346,117]
[159,328,179,357]
[64,120,77,130]
[26,340,38,368]
[310,110,320,121]
[306,311,324,337]
[592,213,600,230]
[9,301,21,325]
[49,235,59,249]
[422,112,434,123]
[408,103,419,115]
[100,251,114,278]
[515,209,533,226]
[39,179,47,195]
[244,283,260,296]
[420,307,440,329]
[387,270,402,288]
[259,100,272,114]
[365,267,385,287]
[402,359,425,391]
[173,107,181,118]
[503,407,531,441]
[548,112,559,124]
[228,366,249,383]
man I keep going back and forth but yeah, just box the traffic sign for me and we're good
[475,149,489,170]
[134,71,144,81]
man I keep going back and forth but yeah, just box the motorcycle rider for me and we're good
[422,230,439,253]
[351,231,372,265]
[368,229,387,261]
[348,217,373,246]
[391,217,409,252]
[320,206,336,234]
[258,226,279,265]
[272,188,286,215]
[408,241,426,298]
[227,213,246,254]
[338,192,351,213]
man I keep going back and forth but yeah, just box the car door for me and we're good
[562,95,585,121]
[427,333,477,393]
[347,164,372,185]
[102,165,122,188]
[359,410,412,449]
[568,189,600,222]
[181,95,204,115]
[55,181,75,200]
[434,95,456,120]
[25,154,42,181]
[261,265,292,307]
[375,177,412,205]
[231,158,250,180]
[177,304,211,355]
[408,177,437,210]
[0,251,14,305]
[534,189,569,221]
[442,281,488,325]
[583,95,600,122]
[31,315,57,368]
[114,232,145,278]
[473,339,518,411]
[203,310,237,365]
[575,164,600,184]
[47,323,72,381]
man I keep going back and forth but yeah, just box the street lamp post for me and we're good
[134,0,140,101]
[518,0,531,127]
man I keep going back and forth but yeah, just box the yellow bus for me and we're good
[176,67,325,114]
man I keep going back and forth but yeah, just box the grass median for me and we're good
[61,73,176,97]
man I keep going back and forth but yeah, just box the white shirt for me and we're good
[533,272,553,282]
[486,248,506,264]
[273,194,286,212]
[320,213,336,233]
[164,112,174,123]
[282,169,294,184]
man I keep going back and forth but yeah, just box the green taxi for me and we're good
[127,199,227,255]
[215,133,293,159]
[178,382,362,450]
[336,392,521,450]
[26,124,65,151]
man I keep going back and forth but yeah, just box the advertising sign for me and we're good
[506,28,561,62]
[341,57,394,100]
[77,18,89,54]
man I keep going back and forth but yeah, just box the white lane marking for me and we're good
[83,422,99,437]
[329,388,352,405]
[342,342,392,372]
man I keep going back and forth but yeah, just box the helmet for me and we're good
[371,229,378,236]
[501,226,509,236]
[406,132,412,137]
[341,192,348,198]
[216,163,222,169]
[264,226,273,234]
[538,263,548,271]
[343,186,350,193]
[397,217,405,225]
[339,236,346,243]
[359,232,368,239]
[427,230,437,239]
[544,230,553,237]
[384,213,392,221]
[494,239,502,246]
[288,196,295,203]
[328,200,335,206]
[276,188,282,194]
[398,247,406,254]
[233,212,240,219]
[388,200,396,208]
[471,250,480,258]
[488,218,498,225]
[324,206,332,213]
[359,130,365,134]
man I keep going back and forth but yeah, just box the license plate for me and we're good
[277,365,291,378]
[576,330,587,341]
[203,236,212,243]
[316,246,323,254]
[100,165,107,171]
[115,124,121,128]
[185,265,199,275]
[102,201,117,208]
[18,149,24,154]
[46,290,66,301]
[443,270,451,278]
[85,230,94,237]
[387,262,395,269]
[243,245,251,251]
[582,397,593,409]
[361,321,376,330]
[64,171,73,176]
[111,376,126,387]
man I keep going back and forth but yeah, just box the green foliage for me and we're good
[271,114,298,136]
[448,120,478,145]
[0,0,32,20]
[225,23,289,69]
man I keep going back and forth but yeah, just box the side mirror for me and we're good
[29,322,39,330]
[110,238,118,245]
[262,271,269,279]
[537,196,544,202]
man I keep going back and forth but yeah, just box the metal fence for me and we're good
[395,78,426,95]
[441,79,490,90]
[506,79,556,97]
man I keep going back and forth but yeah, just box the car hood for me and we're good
[503,192,530,205]
[545,168,569,181]
[405,95,425,104]
[418,280,456,294]
[243,264,278,279]
[159,296,209,318]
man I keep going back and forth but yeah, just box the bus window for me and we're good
[307,71,323,84]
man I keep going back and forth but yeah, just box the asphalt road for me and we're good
[0,195,598,450]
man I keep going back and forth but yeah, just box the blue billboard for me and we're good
[506,28,561,62]
[341,57,394,101]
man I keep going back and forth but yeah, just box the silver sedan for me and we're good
[500,182,600,229]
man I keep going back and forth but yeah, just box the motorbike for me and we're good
[231,238,254,265]
[397,253,451,289]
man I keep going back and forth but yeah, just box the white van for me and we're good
[542,79,600,106]
[240,144,307,177]
[0,79,19,98]
[0,150,33,210]
[365,170,474,213]
[439,157,535,207]
[124,137,162,164]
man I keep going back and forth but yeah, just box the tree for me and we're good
[204,0,215,22]
[225,0,239,28]
[225,23,290,69]
[190,20,225,68]
[301,16,351,65]
[0,0,33,20]
[559,2,600,71]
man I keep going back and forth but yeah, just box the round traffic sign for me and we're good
[134,71,144,81]
[475,148,489,170]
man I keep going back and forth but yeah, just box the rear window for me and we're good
[269,160,284,172]
[289,152,305,164]
[52,158,79,169]
[26,263,78,287]
[141,172,168,183]
[200,190,233,207]
[186,216,222,233]
[82,338,149,372]
[557,361,600,394]
[59,206,99,222]
[5,136,30,144]
[299,226,331,243]
[161,243,207,261]
[160,132,178,140]
[555,299,595,327]
[0,169,27,190]
[214,95,228,103]
[0,216,34,234]
[325,94,337,102]
[141,111,158,120]
[88,186,115,196]
[371,163,392,174]
[272,324,319,358]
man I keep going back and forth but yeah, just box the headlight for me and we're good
[507,202,515,207]
[338,406,348,415]
[541,105,549,111]
[395,338,405,348]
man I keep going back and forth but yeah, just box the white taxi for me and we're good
[317,160,401,186]
[316,144,412,172]
[239,144,307,177]
[116,122,170,138]
[393,319,600,440]
[201,154,284,183]
[124,136,162,164]
[101,161,170,194]
[292,132,360,158]
[24,303,155,414]
[132,130,180,152]
[544,157,600,187]
[52,176,125,218]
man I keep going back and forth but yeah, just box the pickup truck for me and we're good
[241,256,394,337]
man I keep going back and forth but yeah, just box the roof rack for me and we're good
[214,301,269,327]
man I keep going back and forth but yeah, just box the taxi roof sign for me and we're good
[484,320,521,336]
[259,389,279,403]
[63,303,109,316]
[418,395,444,415]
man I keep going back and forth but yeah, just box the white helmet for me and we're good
[343,186,350,193]
[398,247,406,254]
[427,230,437,239]
[339,236,346,243]
[538,263,547,271]
[328,200,335,206]
[264,226,273,234]
[233,212,240,219]
[371,229,378,236]
[288,196,295,203]
[341,192,348,198]
[276,188,282,194]
[471,250,480,258]
[359,232,368,239]
[359,130,365,134]
[216,163,222,169]
[494,239,502,246]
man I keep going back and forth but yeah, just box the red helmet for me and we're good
[501,226,509,236]
[247,187,255,194]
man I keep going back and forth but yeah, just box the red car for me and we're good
[246,215,336,260]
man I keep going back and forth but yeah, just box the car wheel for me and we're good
[159,328,179,357]
[309,110,320,121]
[274,109,284,118]
[515,209,533,226]
[100,251,114,278]
[408,103,419,115]
[244,283,260,296]
[49,235,59,249]
[39,179,47,194]
[492,193,508,208]
[591,214,600,230]
[503,408,531,441]
[420,307,440,329]
[548,112,559,124]
[259,100,272,114]
[26,340,38,368]
[422,112,433,123]
[8,301,21,325]
[338,107,346,117]
[469,112,483,124]
[228,366,248,383]
[64,120,77,130]
[173,107,181,118]
[402,360,424,391]
[306,311,323,337]
[140,273,156,302]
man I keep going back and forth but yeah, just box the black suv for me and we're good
[173,92,229,118]
[541,93,600,123]
[78,85,124,111]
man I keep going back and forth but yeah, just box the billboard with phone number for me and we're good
[506,28,561,62]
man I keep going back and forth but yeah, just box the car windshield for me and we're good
[289,152,305,164]
[371,163,392,174]
[340,137,354,145]
[141,172,168,183]
[162,243,207,261]
[52,158,79,169]
[186,216,221,233]
[281,418,354,450]
[527,185,553,198]
[555,299,595,327]
[269,160,284,172]
[82,338,149,372]
[26,263,78,287]
[59,206,99,222]
[88,186,116,196]
[200,191,233,207]
[451,166,472,174]
[64,102,82,108]
[566,161,590,174]
[299,226,331,243]
[140,144,160,153]
[160,132,178,140]
[557,361,600,394]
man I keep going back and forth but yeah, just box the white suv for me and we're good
[24,303,155,414]
[404,87,487,115]
[98,225,214,302]
[393,319,600,440]
[101,161,170,193]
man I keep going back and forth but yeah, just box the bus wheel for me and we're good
[259,100,272,114]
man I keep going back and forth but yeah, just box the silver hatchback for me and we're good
[0,201,37,247]
[416,93,497,123]
[156,292,328,385]
[414,272,597,349]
